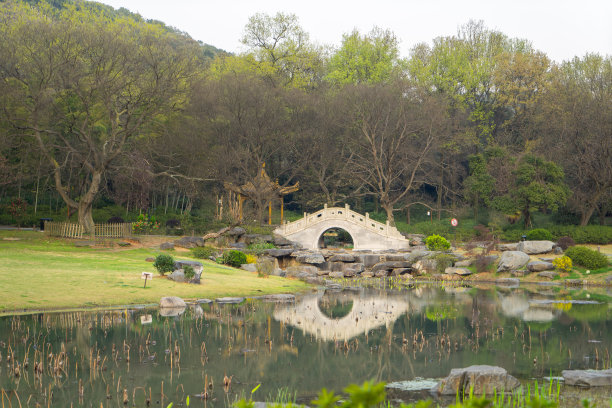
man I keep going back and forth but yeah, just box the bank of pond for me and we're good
[1,284,611,407]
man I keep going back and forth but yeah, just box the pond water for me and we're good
[1,284,611,407]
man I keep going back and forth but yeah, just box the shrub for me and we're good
[191,246,216,259]
[556,236,575,251]
[153,254,175,276]
[431,253,454,273]
[166,218,181,228]
[183,265,195,280]
[474,255,496,273]
[565,246,609,269]
[552,256,573,273]
[223,250,247,268]
[425,234,451,251]
[107,216,125,224]
[526,228,553,241]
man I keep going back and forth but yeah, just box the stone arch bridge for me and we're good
[273,204,410,250]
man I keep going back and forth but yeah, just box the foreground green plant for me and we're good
[426,234,451,251]
[153,254,175,276]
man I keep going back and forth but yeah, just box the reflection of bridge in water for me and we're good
[273,291,412,341]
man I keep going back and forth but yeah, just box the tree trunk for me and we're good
[579,205,597,226]
[522,207,532,229]
[76,170,103,235]
[382,203,395,226]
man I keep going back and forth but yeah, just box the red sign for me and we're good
[451,218,458,227]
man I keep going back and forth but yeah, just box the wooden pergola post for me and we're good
[268,201,272,225]
[280,196,284,224]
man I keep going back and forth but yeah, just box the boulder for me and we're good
[498,243,519,251]
[381,254,407,262]
[328,272,345,279]
[215,297,245,304]
[374,270,389,278]
[174,260,203,273]
[285,265,318,277]
[562,369,612,387]
[445,267,472,276]
[497,251,530,272]
[391,268,411,276]
[240,264,257,272]
[403,251,431,264]
[160,242,174,250]
[432,365,520,395]
[196,299,213,304]
[511,270,529,277]
[261,294,295,303]
[517,240,556,254]
[272,235,294,246]
[413,259,438,275]
[328,253,356,262]
[293,251,326,264]
[356,254,383,268]
[160,296,186,308]
[361,272,374,278]
[226,227,246,237]
[167,269,185,282]
[537,271,559,280]
[345,263,365,274]
[174,236,205,248]
[527,261,554,272]
[455,259,473,267]
[372,261,412,272]
[266,248,294,257]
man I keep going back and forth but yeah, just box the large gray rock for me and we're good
[328,253,356,262]
[174,236,205,248]
[527,261,554,272]
[356,254,383,268]
[293,251,326,264]
[403,250,431,264]
[517,240,556,254]
[328,272,345,279]
[413,259,437,275]
[174,260,203,271]
[167,269,185,282]
[266,248,294,257]
[498,243,519,251]
[497,251,530,272]
[285,265,318,277]
[344,263,365,275]
[240,263,257,272]
[433,365,520,395]
[160,296,186,308]
[445,267,472,276]
[455,259,473,267]
[272,235,294,246]
[562,369,612,387]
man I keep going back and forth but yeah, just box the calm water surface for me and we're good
[1,284,611,407]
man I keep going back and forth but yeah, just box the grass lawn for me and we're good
[0,230,309,313]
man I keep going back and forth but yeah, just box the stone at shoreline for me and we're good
[196,299,213,304]
[517,240,556,255]
[328,253,356,262]
[356,254,383,268]
[372,261,412,272]
[497,251,530,272]
[261,294,295,303]
[286,265,319,277]
[160,296,186,308]
[344,263,365,275]
[537,271,559,280]
[432,365,520,395]
[374,270,389,278]
[361,271,374,278]
[167,269,185,282]
[498,243,519,251]
[266,248,294,257]
[562,369,612,387]
[329,271,345,279]
[215,297,245,304]
[160,242,174,250]
[391,268,411,276]
[240,264,257,272]
[174,236,205,248]
[496,278,520,287]
[527,261,554,272]
[293,251,326,264]
[445,267,472,276]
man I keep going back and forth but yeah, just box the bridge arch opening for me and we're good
[317,227,354,249]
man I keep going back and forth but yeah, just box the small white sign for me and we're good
[141,272,153,279]
[451,218,458,227]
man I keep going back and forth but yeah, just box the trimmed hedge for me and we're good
[526,228,553,241]
[565,246,609,269]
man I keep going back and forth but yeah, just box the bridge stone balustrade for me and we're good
[273,204,410,250]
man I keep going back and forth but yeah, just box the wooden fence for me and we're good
[45,221,133,239]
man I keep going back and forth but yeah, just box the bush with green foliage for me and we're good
[526,228,553,241]
[153,254,175,276]
[565,246,609,269]
[191,246,216,259]
[247,241,276,255]
[425,234,451,251]
[223,250,247,268]
[183,265,195,280]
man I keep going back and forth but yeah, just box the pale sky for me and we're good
[99,0,611,63]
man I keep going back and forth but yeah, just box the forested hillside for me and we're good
[0,0,610,238]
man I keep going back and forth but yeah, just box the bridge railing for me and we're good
[276,204,405,239]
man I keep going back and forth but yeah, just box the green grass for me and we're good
[0,230,308,313]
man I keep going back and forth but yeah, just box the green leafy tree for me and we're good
[326,27,404,85]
